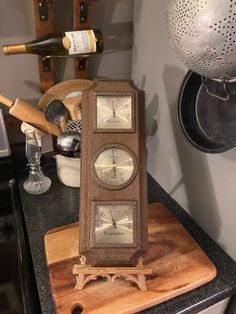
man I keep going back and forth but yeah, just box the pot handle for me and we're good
[201,77,230,101]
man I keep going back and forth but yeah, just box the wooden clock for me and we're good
[79,79,148,266]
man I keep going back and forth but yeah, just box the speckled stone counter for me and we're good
[18,163,236,314]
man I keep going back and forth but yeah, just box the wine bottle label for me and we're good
[64,30,96,55]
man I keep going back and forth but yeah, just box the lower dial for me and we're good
[92,201,136,247]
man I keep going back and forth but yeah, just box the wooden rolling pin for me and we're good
[0,94,60,136]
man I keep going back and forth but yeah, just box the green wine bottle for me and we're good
[3,29,103,56]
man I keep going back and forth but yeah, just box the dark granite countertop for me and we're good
[17,160,236,314]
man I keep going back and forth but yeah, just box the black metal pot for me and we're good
[177,71,236,153]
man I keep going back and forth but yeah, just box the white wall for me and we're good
[90,0,133,80]
[132,0,236,261]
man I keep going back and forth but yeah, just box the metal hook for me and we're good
[38,0,48,21]
[202,77,230,101]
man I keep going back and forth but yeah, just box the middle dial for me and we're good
[93,144,137,190]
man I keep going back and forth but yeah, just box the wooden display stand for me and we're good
[32,0,92,92]
[73,256,152,291]
[44,203,217,314]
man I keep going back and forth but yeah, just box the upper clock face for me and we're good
[93,145,137,190]
[96,96,133,130]
[94,203,134,245]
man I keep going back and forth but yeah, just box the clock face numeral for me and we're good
[96,96,133,130]
[93,145,137,190]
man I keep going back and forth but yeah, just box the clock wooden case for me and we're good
[79,79,148,266]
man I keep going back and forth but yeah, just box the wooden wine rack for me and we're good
[32,0,92,93]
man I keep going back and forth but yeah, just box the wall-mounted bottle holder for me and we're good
[33,0,92,92]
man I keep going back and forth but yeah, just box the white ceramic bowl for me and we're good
[55,154,80,188]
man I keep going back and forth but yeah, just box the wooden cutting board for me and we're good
[44,203,217,314]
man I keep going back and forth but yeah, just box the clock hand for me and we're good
[112,100,116,118]
[112,149,115,164]
[109,208,117,229]
[112,218,117,229]
[113,164,117,177]
[112,149,117,177]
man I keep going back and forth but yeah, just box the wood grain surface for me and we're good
[79,80,148,266]
[44,203,217,314]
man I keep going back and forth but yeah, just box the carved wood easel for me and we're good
[32,0,92,92]
[73,256,153,291]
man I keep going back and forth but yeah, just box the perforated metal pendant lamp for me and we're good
[168,0,236,80]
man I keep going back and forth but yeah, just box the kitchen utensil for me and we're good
[56,131,81,157]
[63,91,82,120]
[168,0,236,80]
[178,71,236,153]
[0,94,59,136]
[23,130,51,194]
[44,99,68,133]
[37,79,93,120]
[42,98,82,154]
[66,120,82,133]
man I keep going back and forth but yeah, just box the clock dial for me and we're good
[96,96,132,130]
[95,203,134,244]
[93,145,137,190]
